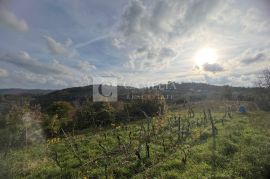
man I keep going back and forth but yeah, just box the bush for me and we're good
[0,105,44,151]
[92,102,116,126]
[45,101,75,136]
[221,140,239,156]
[126,93,167,118]
[76,102,116,128]
[75,100,95,129]
[255,96,270,111]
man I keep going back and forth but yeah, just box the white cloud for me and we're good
[0,51,65,75]
[241,8,270,33]
[209,1,241,25]
[0,68,8,77]
[126,46,176,70]
[77,60,96,72]
[210,4,270,33]
[44,35,78,57]
[0,9,28,32]
[0,0,269,88]
[113,0,221,71]
[0,51,95,88]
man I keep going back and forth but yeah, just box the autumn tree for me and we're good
[45,101,75,136]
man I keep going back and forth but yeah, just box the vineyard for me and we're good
[1,0,270,178]
[1,103,270,178]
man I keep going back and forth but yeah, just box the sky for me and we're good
[0,0,269,89]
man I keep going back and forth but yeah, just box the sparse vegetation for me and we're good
[1,0,269,177]
[0,97,270,178]
[0,81,270,178]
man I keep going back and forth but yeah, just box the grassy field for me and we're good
[1,109,270,178]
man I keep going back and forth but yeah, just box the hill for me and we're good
[32,82,257,108]
[0,88,54,95]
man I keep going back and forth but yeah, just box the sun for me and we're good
[195,47,217,66]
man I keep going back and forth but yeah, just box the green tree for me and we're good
[93,102,116,126]
[76,100,95,129]
[127,93,167,118]
[46,101,75,136]
[1,105,44,151]
[76,101,116,129]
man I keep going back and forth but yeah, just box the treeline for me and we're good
[0,93,166,151]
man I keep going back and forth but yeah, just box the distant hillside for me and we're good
[0,88,54,95]
[32,82,258,109]
[0,89,55,113]
[32,85,137,108]
[155,82,257,101]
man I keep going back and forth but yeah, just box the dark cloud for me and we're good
[241,53,267,65]
[203,63,224,73]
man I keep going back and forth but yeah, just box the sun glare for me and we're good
[195,47,217,66]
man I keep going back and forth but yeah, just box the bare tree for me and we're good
[257,68,270,88]
[222,85,233,100]
[255,68,270,111]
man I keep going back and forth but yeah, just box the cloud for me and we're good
[0,51,67,75]
[0,0,269,88]
[114,0,220,70]
[239,49,269,65]
[0,50,96,88]
[203,63,224,73]
[44,35,77,57]
[77,60,96,72]
[209,1,241,25]
[241,53,267,65]
[210,4,270,33]
[0,68,8,77]
[241,8,270,33]
[127,46,176,70]
[0,9,28,32]
[74,35,109,49]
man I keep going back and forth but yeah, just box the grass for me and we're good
[1,110,270,178]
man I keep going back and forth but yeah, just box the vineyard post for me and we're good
[146,142,150,158]
[177,116,181,142]
[116,134,121,148]
[203,110,207,127]
[135,149,142,162]
[162,137,166,152]
[105,163,108,179]
[208,109,218,177]
[129,131,132,145]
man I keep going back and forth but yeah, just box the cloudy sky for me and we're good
[0,0,269,89]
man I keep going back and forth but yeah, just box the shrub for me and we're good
[126,93,167,118]
[221,140,239,156]
[0,105,44,151]
[45,101,75,136]
[93,102,116,126]
[75,101,95,129]
[76,102,116,128]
